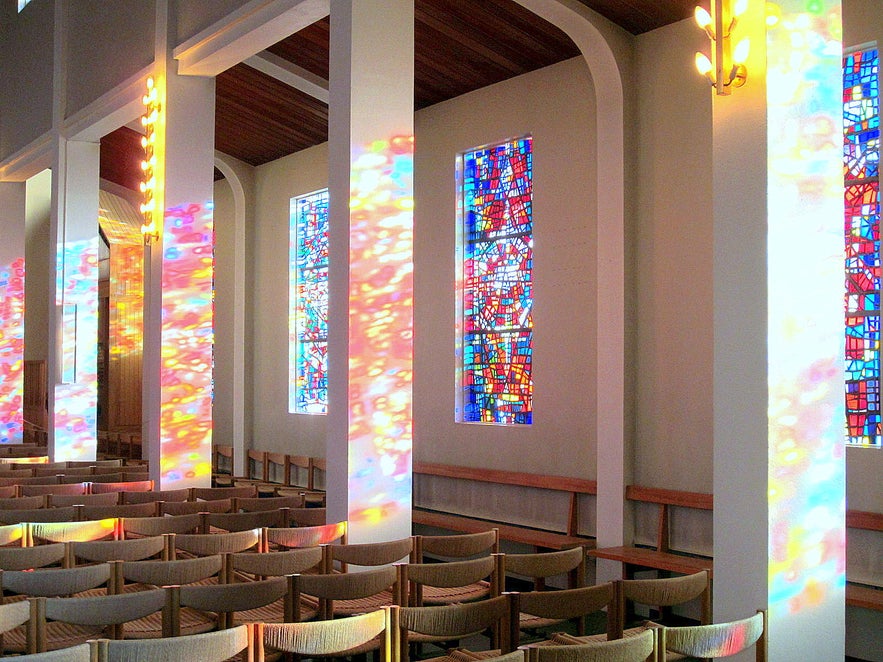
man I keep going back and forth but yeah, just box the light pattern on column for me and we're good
[290,189,329,414]
[159,202,214,487]
[54,239,99,460]
[843,47,880,448]
[347,135,413,531]
[0,257,25,444]
[460,137,533,424]
[766,0,845,619]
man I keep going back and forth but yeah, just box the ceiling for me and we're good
[100,0,695,190]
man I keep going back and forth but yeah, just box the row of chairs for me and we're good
[212,445,326,496]
[3,601,765,662]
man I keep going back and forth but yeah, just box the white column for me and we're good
[48,139,100,462]
[143,5,216,489]
[327,0,414,544]
[0,183,26,445]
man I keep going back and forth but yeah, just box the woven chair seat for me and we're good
[437,648,506,662]
[518,612,567,631]
[235,594,319,625]
[420,579,491,605]
[331,588,397,616]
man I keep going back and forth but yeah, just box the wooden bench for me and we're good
[588,485,713,577]
[846,509,883,612]
[412,462,596,551]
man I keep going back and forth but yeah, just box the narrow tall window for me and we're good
[844,47,880,447]
[289,189,329,414]
[460,136,533,424]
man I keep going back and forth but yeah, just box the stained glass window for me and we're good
[460,136,533,424]
[844,47,881,447]
[289,189,329,414]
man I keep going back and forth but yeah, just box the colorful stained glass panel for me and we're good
[844,48,881,448]
[289,190,328,414]
[461,137,533,425]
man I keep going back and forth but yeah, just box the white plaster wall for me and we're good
[212,177,235,446]
[173,0,253,45]
[633,19,714,492]
[24,169,51,361]
[247,57,597,477]
[64,1,155,118]
[0,0,54,161]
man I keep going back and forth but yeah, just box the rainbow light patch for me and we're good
[0,257,24,444]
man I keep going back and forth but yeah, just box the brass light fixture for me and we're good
[694,0,750,95]
[140,76,161,245]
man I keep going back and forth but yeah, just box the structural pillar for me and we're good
[48,139,100,461]
[713,2,845,659]
[143,5,216,489]
[327,0,415,544]
[0,183,26,445]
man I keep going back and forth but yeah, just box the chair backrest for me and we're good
[190,485,256,501]
[0,596,31,634]
[80,501,158,521]
[0,485,17,499]
[172,528,261,558]
[29,519,118,545]
[68,459,123,468]
[398,595,511,660]
[0,507,77,525]
[415,529,499,560]
[0,521,27,546]
[91,623,253,662]
[511,583,617,646]
[159,498,231,516]
[116,554,224,589]
[615,570,711,638]
[659,610,766,661]
[399,555,496,606]
[119,513,203,538]
[234,494,304,512]
[47,491,120,508]
[205,508,285,532]
[257,607,390,658]
[0,542,66,570]
[0,495,46,510]
[12,642,92,661]
[122,488,189,504]
[70,535,168,565]
[264,520,347,549]
[0,563,112,597]
[19,483,89,497]
[245,449,267,481]
[170,576,287,633]
[287,506,327,526]
[265,452,289,485]
[327,536,413,572]
[291,565,398,620]
[34,466,92,477]
[212,445,234,476]
[285,455,311,488]
[498,546,586,591]
[91,479,153,493]
[524,627,657,662]
[224,546,323,582]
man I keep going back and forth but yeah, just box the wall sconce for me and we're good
[694,0,750,95]
[140,76,161,245]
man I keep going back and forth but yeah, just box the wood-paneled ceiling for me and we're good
[101,0,695,189]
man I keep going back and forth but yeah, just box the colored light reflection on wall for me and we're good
[54,238,99,461]
[347,135,413,536]
[159,202,213,488]
[0,257,25,444]
[766,0,845,621]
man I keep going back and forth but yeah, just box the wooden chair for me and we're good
[412,530,499,605]
[159,498,232,516]
[657,610,766,662]
[234,494,305,512]
[510,583,617,648]
[290,565,399,623]
[211,445,234,486]
[20,483,89,498]
[172,529,262,559]
[190,485,256,501]
[523,628,657,662]
[122,488,189,505]
[325,537,413,615]
[264,521,347,550]
[0,507,78,525]
[68,535,169,568]
[264,452,289,487]
[257,606,394,660]
[400,555,496,607]
[119,514,203,539]
[167,576,288,635]
[90,479,153,493]
[79,502,158,521]
[30,589,168,651]
[614,570,711,640]
[224,546,324,623]
[286,506,327,526]
[0,543,67,571]
[90,623,253,662]
[397,594,512,661]
[493,548,587,633]
[204,508,287,533]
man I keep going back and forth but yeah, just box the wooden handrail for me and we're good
[413,462,596,495]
